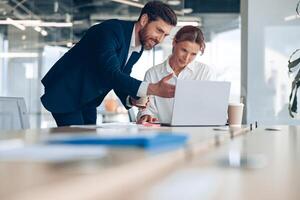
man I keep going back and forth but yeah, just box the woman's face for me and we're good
[172,40,200,69]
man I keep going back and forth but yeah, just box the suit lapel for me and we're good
[120,20,135,70]
[123,46,144,74]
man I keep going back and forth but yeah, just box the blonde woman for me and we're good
[137,26,215,124]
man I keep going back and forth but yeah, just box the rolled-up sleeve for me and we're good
[137,71,159,119]
[136,81,149,97]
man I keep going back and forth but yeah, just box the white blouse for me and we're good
[137,58,215,123]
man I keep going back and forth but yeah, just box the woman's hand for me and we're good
[137,114,158,124]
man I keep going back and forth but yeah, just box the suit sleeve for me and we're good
[93,24,142,98]
[113,89,130,109]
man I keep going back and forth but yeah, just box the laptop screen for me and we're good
[171,80,231,126]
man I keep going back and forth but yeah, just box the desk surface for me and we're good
[0,124,249,200]
[129,126,300,200]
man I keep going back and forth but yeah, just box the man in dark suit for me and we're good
[41,1,177,126]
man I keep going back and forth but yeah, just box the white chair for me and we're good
[0,97,30,130]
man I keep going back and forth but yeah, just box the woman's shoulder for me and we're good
[146,60,167,74]
[192,61,216,80]
[192,61,212,71]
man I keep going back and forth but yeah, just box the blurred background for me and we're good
[0,0,299,129]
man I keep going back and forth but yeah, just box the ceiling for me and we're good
[0,0,240,46]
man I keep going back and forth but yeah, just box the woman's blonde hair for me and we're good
[174,26,205,55]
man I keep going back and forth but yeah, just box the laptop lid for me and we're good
[170,80,231,126]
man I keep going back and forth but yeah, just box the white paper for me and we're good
[71,122,138,129]
[71,122,140,134]
[0,144,107,162]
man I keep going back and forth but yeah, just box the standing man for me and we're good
[41,1,177,126]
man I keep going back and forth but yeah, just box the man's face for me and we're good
[172,41,200,69]
[139,18,173,50]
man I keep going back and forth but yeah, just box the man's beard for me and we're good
[139,26,159,50]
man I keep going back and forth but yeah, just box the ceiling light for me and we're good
[41,30,48,36]
[111,0,184,15]
[6,20,41,26]
[34,26,42,32]
[33,26,48,36]
[182,8,193,14]
[0,52,38,58]
[5,18,26,31]
[54,1,59,13]
[67,42,73,47]
[40,22,72,27]
[167,0,181,6]
[177,21,201,27]
[0,19,72,27]
[111,0,143,8]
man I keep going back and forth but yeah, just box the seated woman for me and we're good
[137,25,215,124]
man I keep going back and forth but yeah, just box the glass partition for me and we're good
[241,0,300,125]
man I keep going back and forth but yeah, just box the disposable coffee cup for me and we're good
[135,96,149,107]
[228,103,244,126]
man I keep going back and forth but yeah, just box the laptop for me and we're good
[162,80,231,127]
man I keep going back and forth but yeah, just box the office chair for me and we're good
[0,97,30,130]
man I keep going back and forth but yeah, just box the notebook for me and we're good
[46,133,188,149]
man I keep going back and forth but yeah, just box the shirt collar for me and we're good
[161,57,196,74]
[186,60,196,72]
[130,24,142,52]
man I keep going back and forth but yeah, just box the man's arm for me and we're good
[93,22,142,98]
[137,70,159,122]
[147,73,175,97]
[93,22,175,99]
[113,89,130,109]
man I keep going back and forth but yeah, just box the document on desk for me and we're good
[0,143,107,162]
[70,123,140,134]
[46,133,188,149]
[71,122,138,129]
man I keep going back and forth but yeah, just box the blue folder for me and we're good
[46,133,188,149]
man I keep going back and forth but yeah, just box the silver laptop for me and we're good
[162,80,230,126]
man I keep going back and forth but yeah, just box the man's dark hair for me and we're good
[138,1,177,26]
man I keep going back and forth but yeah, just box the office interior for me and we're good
[0,0,300,200]
[1,0,299,129]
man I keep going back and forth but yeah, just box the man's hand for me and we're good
[137,115,158,124]
[147,73,175,98]
[130,96,149,109]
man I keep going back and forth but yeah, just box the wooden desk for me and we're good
[0,125,249,200]
[129,126,300,200]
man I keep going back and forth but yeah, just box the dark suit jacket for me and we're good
[41,19,142,113]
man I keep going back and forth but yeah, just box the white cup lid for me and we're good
[229,102,244,106]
